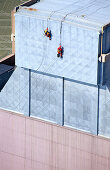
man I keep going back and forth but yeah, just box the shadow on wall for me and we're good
[99,26,110,92]
[0,65,14,92]
[104,60,110,91]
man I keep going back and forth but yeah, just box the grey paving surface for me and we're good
[0,0,27,59]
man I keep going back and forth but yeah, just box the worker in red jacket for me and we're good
[57,45,63,57]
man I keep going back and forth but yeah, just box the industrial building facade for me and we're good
[1,0,110,169]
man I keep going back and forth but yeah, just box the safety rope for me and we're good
[35,0,97,71]
[47,0,94,30]
[59,13,69,45]
[47,11,56,28]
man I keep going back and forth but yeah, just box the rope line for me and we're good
[35,0,97,71]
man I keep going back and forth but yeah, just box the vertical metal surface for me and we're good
[64,79,98,135]
[0,67,29,115]
[15,13,99,85]
[30,71,63,125]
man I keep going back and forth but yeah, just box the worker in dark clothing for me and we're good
[44,27,51,40]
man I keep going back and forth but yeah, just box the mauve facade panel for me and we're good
[0,109,110,170]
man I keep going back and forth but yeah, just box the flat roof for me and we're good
[30,0,110,27]
[15,0,110,32]
[31,0,110,26]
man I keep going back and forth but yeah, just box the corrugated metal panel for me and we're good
[15,14,99,85]
[64,79,98,135]
[30,71,63,125]
[0,67,29,115]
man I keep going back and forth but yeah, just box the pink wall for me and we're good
[0,109,110,170]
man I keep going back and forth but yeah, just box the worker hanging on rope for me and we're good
[57,45,63,58]
[57,18,64,58]
[44,27,51,40]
